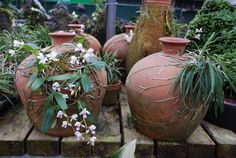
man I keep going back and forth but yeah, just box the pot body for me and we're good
[102,81,121,106]
[126,37,208,141]
[15,33,107,136]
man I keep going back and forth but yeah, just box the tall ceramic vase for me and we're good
[15,31,107,136]
[126,37,209,141]
[126,0,172,74]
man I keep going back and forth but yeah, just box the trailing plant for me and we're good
[174,33,236,116]
[101,52,122,85]
[23,35,106,144]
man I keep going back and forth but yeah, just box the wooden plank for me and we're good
[186,125,215,158]
[202,121,236,158]
[0,106,33,156]
[92,106,121,157]
[120,85,154,158]
[27,128,60,156]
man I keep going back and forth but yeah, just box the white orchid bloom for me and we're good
[56,110,63,118]
[72,11,78,19]
[79,108,91,119]
[69,55,80,65]
[13,40,24,48]
[37,53,48,64]
[74,121,85,131]
[87,136,97,146]
[70,114,78,121]
[75,131,84,141]
[52,82,61,92]
[83,48,96,63]
[62,121,68,128]
[195,28,203,33]
[86,125,96,135]
[46,51,59,62]
[8,49,15,56]
[80,24,85,33]
[75,43,85,52]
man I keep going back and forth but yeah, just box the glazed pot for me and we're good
[15,33,107,137]
[68,24,102,54]
[126,37,209,141]
[103,25,135,81]
[102,81,122,106]
[144,0,172,5]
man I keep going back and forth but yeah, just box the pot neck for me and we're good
[124,25,135,33]
[49,31,77,47]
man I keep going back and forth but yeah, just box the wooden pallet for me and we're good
[0,86,235,157]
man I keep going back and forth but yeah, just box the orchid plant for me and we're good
[24,36,105,145]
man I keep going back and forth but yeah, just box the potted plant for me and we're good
[101,52,122,106]
[126,33,236,141]
[15,33,107,145]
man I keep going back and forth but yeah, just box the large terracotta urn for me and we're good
[126,37,209,141]
[68,24,101,54]
[15,31,107,136]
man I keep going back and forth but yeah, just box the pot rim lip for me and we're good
[144,0,171,5]
[124,25,135,29]
[106,80,122,91]
[68,23,81,28]
[49,31,77,37]
[159,37,190,44]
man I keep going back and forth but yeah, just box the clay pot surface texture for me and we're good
[15,35,107,136]
[126,37,208,141]
[68,24,102,54]
[102,81,121,106]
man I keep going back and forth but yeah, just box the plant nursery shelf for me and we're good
[0,86,235,158]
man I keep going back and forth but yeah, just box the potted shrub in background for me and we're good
[125,34,236,141]
[102,52,122,106]
[15,32,107,144]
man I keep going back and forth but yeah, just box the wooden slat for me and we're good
[92,106,121,157]
[0,107,33,156]
[202,121,236,158]
[186,125,215,158]
[27,128,60,156]
[120,86,154,158]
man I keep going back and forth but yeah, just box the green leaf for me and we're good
[41,106,55,133]
[43,92,55,112]
[81,74,93,93]
[47,74,74,81]
[51,119,57,129]
[55,92,68,110]
[31,78,45,91]
[24,59,37,68]
[89,57,106,71]
[111,139,136,158]
[25,73,38,89]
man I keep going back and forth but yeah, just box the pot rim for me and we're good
[49,31,77,37]
[144,0,171,5]
[68,24,81,28]
[106,80,122,91]
[159,37,190,45]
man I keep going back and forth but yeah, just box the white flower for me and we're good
[13,40,24,48]
[62,94,69,100]
[52,82,61,91]
[57,110,63,118]
[75,43,85,52]
[124,30,134,43]
[62,121,68,128]
[87,136,96,146]
[37,53,48,64]
[74,121,85,131]
[86,125,96,135]
[79,108,91,119]
[83,48,96,63]
[68,83,76,91]
[69,55,80,65]
[194,34,201,40]
[80,24,85,33]
[46,51,59,62]
[8,49,15,56]
[72,11,78,19]
[71,114,78,121]
[75,131,84,141]
[195,28,203,33]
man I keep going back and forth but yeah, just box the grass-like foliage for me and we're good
[175,33,236,116]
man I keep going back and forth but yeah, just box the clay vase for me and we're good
[126,37,209,142]
[68,24,101,54]
[102,81,122,106]
[15,32,107,137]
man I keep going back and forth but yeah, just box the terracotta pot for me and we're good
[126,37,209,141]
[102,25,135,81]
[15,40,107,137]
[144,0,172,5]
[68,24,102,54]
[102,81,121,106]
